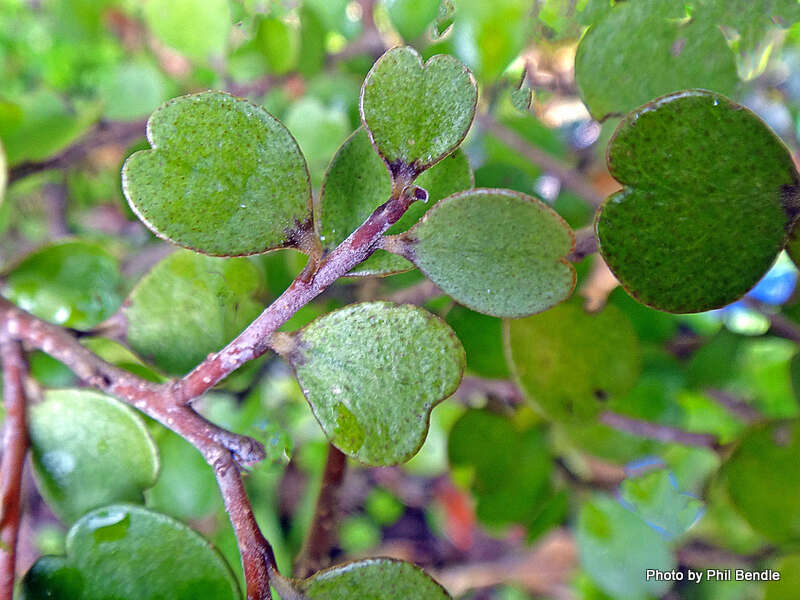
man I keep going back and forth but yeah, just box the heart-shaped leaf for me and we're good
[575,1,738,120]
[275,302,464,465]
[122,91,312,257]
[596,90,800,313]
[20,505,240,600]
[360,46,477,180]
[318,127,473,276]
[505,300,640,421]
[577,495,675,600]
[298,558,450,599]
[386,188,575,318]
[125,250,264,375]
[29,390,159,523]
[722,420,800,543]
[3,240,122,330]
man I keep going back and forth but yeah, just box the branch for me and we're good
[176,189,419,401]
[8,120,147,185]
[705,388,761,424]
[567,226,598,262]
[294,445,348,578]
[0,338,28,599]
[477,114,605,208]
[599,411,719,449]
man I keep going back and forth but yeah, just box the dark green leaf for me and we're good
[29,390,159,523]
[125,250,264,375]
[299,558,450,599]
[723,420,800,543]
[505,300,640,421]
[445,305,509,379]
[575,1,738,120]
[318,127,473,276]
[596,90,799,313]
[3,240,122,330]
[577,495,675,600]
[360,47,477,179]
[765,554,800,599]
[122,91,312,256]
[393,188,575,318]
[20,505,240,600]
[276,302,464,465]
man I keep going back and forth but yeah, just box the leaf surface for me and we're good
[278,302,464,465]
[596,90,799,313]
[123,91,311,256]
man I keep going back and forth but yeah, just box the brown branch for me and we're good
[567,226,598,262]
[705,388,761,424]
[0,338,28,598]
[294,445,348,578]
[387,280,443,305]
[8,120,147,185]
[477,114,605,208]
[599,411,719,448]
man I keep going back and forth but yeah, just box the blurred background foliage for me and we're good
[4,0,800,598]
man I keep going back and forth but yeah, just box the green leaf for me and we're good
[20,505,240,600]
[391,188,575,318]
[122,91,312,257]
[276,302,464,465]
[765,554,800,600]
[596,90,799,313]
[360,47,477,179]
[318,127,473,276]
[125,250,264,375]
[0,138,6,202]
[722,420,800,543]
[299,558,450,599]
[143,0,231,61]
[298,6,326,77]
[29,390,159,523]
[449,410,559,532]
[99,62,167,121]
[575,1,738,120]
[255,16,297,75]
[3,240,122,330]
[445,305,509,379]
[577,495,675,600]
[384,0,441,40]
[618,469,704,539]
[505,300,640,421]
[449,0,532,80]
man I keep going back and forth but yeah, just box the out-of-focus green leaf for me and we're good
[20,505,240,600]
[99,62,167,121]
[143,0,231,61]
[298,6,326,77]
[445,305,509,379]
[394,188,575,318]
[125,250,264,375]
[3,240,122,330]
[29,390,159,523]
[122,91,312,256]
[360,47,477,178]
[255,16,297,75]
[384,0,441,40]
[299,558,450,599]
[277,302,464,465]
[284,97,349,187]
[577,495,675,600]
[596,90,798,313]
[575,1,738,120]
[506,300,640,421]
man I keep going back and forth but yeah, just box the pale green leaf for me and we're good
[143,0,231,61]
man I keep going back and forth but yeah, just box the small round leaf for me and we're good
[722,420,800,543]
[122,91,312,256]
[278,302,464,465]
[360,47,477,179]
[505,300,640,421]
[20,505,240,600]
[318,127,473,276]
[596,90,800,313]
[3,240,122,330]
[395,188,575,318]
[125,250,264,375]
[299,558,450,599]
[29,390,159,523]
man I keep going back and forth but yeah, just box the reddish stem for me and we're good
[0,339,28,599]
